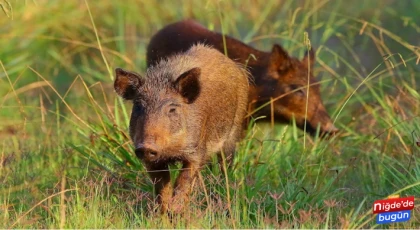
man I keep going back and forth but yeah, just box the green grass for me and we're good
[1,0,419,228]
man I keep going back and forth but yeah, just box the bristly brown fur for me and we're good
[114,44,249,213]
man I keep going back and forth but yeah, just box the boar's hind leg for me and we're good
[147,163,172,213]
[219,127,241,168]
[220,140,236,167]
[171,161,200,212]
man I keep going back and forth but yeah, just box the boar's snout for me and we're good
[322,122,339,134]
[135,144,159,161]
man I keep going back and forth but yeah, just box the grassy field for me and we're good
[1,0,419,228]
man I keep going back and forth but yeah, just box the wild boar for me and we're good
[114,44,249,212]
[147,19,338,136]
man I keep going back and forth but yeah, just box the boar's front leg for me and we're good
[146,163,172,213]
[171,161,200,212]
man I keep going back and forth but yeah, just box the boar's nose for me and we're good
[135,144,159,160]
[321,122,339,135]
[325,123,339,133]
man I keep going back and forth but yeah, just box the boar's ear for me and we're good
[174,67,201,104]
[302,48,315,70]
[114,68,143,100]
[269,44,292,76]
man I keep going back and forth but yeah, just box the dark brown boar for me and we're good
[114,44,249,213]
[147,19,338,136]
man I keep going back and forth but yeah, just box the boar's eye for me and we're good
[290,84,306,96]
[167,104,180,116]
